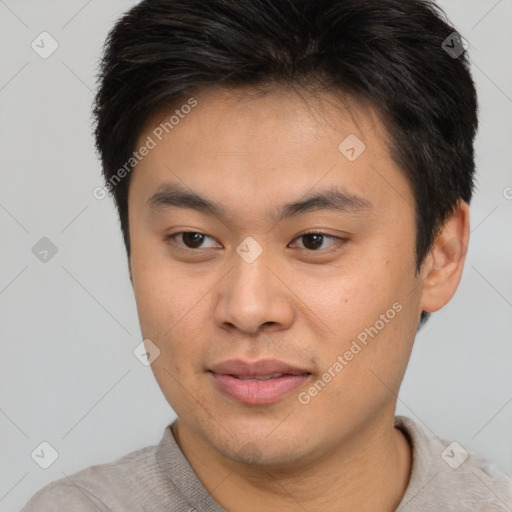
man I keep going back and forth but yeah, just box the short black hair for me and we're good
[93,0,478,326]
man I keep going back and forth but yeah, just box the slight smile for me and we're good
[208,359,312,405]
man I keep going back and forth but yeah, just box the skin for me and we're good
[127,85,470,512]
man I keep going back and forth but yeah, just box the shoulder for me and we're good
[395,415,512,511]
[20,443,157,511]
[20,432,178,512]
[20,477,111,512]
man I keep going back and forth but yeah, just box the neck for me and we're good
[173,414,411,512]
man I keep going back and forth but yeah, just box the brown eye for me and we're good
[181,232,206,248]
[166,232,220,250]
[293,232,340,251]
[302,233,325,250]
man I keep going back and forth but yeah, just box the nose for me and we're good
[213,250,295,335]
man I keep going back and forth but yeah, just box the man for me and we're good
[21,0,512,510]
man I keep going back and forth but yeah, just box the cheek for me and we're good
[130,240,189,332]
[131,261,170,338]
[296,247,416,382]
[130,245,210,365]
[131,253,209,411]
[300,255,406,332]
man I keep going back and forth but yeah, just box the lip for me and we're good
[209,359,311,405]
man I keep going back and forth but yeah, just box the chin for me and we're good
[225,440,309,469]
[205,418,312,467]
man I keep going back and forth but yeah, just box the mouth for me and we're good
[208,359,312,405]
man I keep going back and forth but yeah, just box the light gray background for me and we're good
[1,1,511,510]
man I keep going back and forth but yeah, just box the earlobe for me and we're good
[419,200,470,313]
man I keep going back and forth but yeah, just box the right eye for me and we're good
[165,232,221,250]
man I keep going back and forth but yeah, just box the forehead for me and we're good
[129,86,414,221]
[141,85,385,149]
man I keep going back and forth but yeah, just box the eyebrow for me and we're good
[147,183,373,222]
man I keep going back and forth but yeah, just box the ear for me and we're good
[419,200,470,314]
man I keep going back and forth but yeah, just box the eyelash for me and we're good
[165,231,346,254]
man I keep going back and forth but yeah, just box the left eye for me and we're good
[290,232,341,251]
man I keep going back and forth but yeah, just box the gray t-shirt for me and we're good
[20,415,512,511]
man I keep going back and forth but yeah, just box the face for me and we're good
[127,86,427,467]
